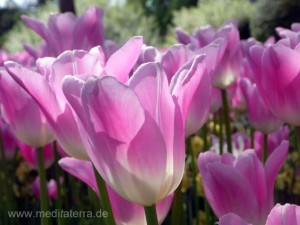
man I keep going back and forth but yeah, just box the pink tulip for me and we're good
[5,36,143,160]
[59,157,173,225]
[32,177,58,199]
[0,121,18,160]
[250,43,300,126]
[22,6,105,58]
[219,203,300,225]
[210,131,251,156]
[241,78,283,133]
[0,69,54,147]
[254,126,290,161]
[19,142,54,169]
[198,141,289,225]
[62,56,207,205]
[177,20,242,89]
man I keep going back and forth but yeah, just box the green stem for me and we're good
[263,134,268,164]
[250,127,255,148]
[202,123,209,150]
[219,111,223,154]
[37,147,49,225]
[144,205,159,225]
[53,142,63,225]
[187,137,199,224]
[221,89,232,153]
[204,197,211,225]
[0,129,14,224]
[171,182,183,225]
[295,127,300,151]
[93,165,116,225]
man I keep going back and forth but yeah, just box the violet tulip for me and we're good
[0,121,18,160]
[19,142,54,169]
[177,20,242,89]
[63,56,207,206]
[250,43,300,126]
[198,141,289,225]
[32,177,58,200]
[241,78,283,134]
[254,126,290,160]
[22,6,105,58]
[219,203,300,225]
[59,157,173,225]
[5,36,143,160]
[0,69,54,147]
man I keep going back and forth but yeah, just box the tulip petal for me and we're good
[219,213,252,225]
[105,36,143,83]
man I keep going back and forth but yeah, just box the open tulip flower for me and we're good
[5,36,143,160]
[219,203,300,225]
[198,141,289,225]
[0,69,54,147]
[59,157,173,225]
[62,54,208,206]
[22,6,105,58]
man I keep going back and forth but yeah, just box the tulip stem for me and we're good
[37,147,49,225]
[144,205,159,225]
[250,127,255,148]
[0,129,13,224]
[202,122,209,150]
[204,197,211,225]
[187,137,199,224]
[53,142,63,225]
[295,127,300,152]
[263,134,268,164]
[221,89,232,153]
[93,165,116,225]
[171,182,183,225]
[219,111,223,154]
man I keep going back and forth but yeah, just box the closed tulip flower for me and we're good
[241,78,283,134]
[0,69,54,147]
[219,203,300,225]
[22,6,105,58]
[198,141,289,225]
[250,43,300,126]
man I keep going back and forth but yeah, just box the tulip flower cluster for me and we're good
[0,5,300,225]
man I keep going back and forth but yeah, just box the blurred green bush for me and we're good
[167,0,255,43]
[250,0,300,41]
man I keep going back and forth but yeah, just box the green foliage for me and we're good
[250,0,300,41]
[2,0,160,53]
[167,0,255,43]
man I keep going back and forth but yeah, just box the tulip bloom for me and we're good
[250,43,300,126]
[198,141,289,225]
[19,142,54,169]
[63,56,207,205]
[254,126,289,160]
[219,203,300,225]
[59,157,173,225]
[22,6,105,58]
[0,121,18,160]
[5,36,143,160]
[32,177,58,200]
[0,69,54,147]
[241,78,283,133]
[176,20,242,89]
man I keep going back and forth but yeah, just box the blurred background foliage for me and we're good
[1,0,300,53]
